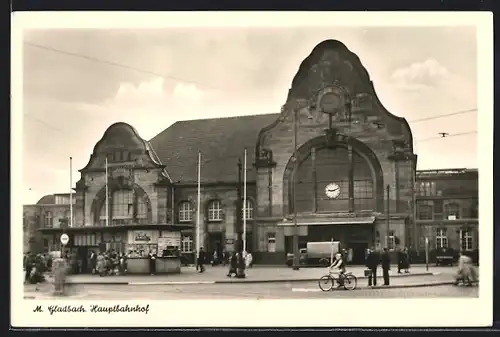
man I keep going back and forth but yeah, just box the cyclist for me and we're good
[329,253,346,287]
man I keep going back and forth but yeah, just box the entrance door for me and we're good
[348,242,369,265]
[76,247,88,274]
[208,232,223,261]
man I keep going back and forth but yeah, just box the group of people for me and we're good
[194,248,252,278]
[94,250,129,276]
[23,252,52,284]
[364,247,396,287]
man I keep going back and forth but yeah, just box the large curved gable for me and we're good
[258,39,413,152]
[80,122,165,172]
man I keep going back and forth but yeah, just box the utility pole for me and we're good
[236,158,243,254]
[386,184,390,248]
[292,107,300,271]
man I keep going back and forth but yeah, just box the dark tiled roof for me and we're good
[149,114,280,183]
[36,194,55,205]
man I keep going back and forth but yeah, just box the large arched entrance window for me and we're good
[293,145,377,214]
[99,189,149,226]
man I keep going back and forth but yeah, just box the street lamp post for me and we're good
[237,158,243,254]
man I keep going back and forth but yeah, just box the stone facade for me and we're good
[24,40,479,266]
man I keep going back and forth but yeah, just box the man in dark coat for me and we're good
[197,247,205,273]
[397,248,404,274]
[148,250,157,275]
[381,248,391,286]
[365,247,380,287]
[24,253,33,283]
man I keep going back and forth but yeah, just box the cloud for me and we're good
[173,83,204,102]
[391,59,449,92]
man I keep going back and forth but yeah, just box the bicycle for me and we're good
[318,270,357,291]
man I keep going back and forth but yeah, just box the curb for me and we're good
[361,281,456,290]
[64,272,435,286]
[291,281,458,292]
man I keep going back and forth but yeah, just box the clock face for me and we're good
[325,183,341,199]
[320,92,342,114]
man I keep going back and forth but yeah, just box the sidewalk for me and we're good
[56,264,452,285]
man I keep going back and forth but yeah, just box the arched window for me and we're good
[179,201,193,222]
[295,146,375,213]
[44,211,53,228]
[444,202,460,220]
[242,199,254,220]
[208,200,222,221]
[99,189,148,226]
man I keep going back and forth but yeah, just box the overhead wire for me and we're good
[23,41,478,143]
[23,41,236,92]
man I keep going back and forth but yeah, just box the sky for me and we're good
[20,25,478,205]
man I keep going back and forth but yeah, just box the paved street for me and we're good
[25,282,477,300]
[24,272,477,300]
[59,264,456,284]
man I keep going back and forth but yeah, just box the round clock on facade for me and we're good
[319,92,342,114]
[325,183,341,199]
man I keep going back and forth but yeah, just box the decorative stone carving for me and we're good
[325,128,348,147]
[388,139,413,161]
[255,148,276,168]
[307,81,354,126]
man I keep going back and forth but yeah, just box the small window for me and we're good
[417,203,433,220]
[208,200,223,221]
[242,199,254,220]
[179,201,193,222]
[181,236,193,253]
[44,211,53,228]
[460,229,473,251]
[436,228,448,249]
[445,202,460,220]
[267,233,276,253]
[387,230,396,250]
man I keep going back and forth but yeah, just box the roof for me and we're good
[36,194,55,205]
[416,168,478,178]
[149,114,280,183]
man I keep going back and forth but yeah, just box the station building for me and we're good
[23,40,479,266]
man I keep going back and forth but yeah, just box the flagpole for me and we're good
[105,157,109,227]
[243,148,247,253]
[69,157,73,227]
[196,151,201,261]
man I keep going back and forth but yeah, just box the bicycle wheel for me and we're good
[343,274,357,290]
[318,275,334,292]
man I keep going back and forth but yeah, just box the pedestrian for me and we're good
[236,252,246,278]
[402,247,410,273]
[246,252,253,268]
[197,247,205,273]
[212,250,218,266]
[148,249,157,275]
[381,247,391,286]
[222,250,227,266]
[24,253,33,283]
[397,248,404,274]
[365,247,380,287]
[96,252,106,277]
[227,252,237,277]
[89,250,97,274]
[119,253,128,275]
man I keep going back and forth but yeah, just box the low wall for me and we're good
[127,257,181,274]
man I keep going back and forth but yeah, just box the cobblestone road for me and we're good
[24,274,477,300]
